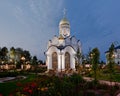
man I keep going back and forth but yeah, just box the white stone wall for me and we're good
[45,46,76,71]
[46,33,82,72]
[114,50,120,64]
[105,50,120,65]
[47,36,82,53]
[46,46,59,70]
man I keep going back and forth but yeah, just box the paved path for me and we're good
[83,77,120,86]
[0,77,15,83]
[0,76,26,83]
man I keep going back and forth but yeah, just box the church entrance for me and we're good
[65,52,70,70]
[52,52,58,70]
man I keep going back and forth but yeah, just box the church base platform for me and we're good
[45,68,76,76]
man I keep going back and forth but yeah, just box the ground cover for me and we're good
[0,71,120,96]
[85,69,120,82]
[0,74,35,96]
[0,73,119,96]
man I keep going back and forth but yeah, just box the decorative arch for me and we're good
[65,52,70,69]
[52,52,58,70]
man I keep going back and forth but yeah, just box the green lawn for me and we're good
[86,69,120,82]
[0,71,120,96]
[0,74,36,96]
[98,73,120,82]
[0,73,120,96]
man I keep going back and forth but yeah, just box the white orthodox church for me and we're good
[45,14,82,72]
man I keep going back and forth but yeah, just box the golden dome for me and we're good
[59,17,70,25]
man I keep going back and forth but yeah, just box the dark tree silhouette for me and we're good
[1,47,8,62]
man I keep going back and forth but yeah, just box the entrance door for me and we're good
[52,52,58,70]
[65,52,70,70]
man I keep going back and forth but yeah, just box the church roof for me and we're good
[57,45,65,50]
[58,34,64,40]
[114,45,120,49]
[45,45,76,52]
[105,45,120,53]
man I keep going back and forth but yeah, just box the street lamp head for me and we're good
[21,56,25,61]
[90,53,95,59]
[10,59,13,62]
[112,54,116,58]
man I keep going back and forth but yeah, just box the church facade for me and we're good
[105,45,120,65]
[45,15,82,72]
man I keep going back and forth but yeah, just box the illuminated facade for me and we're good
[45,15,82,72]
[105,45,120,65]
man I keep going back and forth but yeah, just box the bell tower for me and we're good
[59,9,70,38]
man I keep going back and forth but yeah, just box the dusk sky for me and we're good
[0,0,120,61]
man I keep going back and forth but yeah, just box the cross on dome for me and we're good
[63,8,67,18]
[59,8,69,26]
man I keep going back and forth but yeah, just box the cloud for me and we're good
[13,6,28,26]
[14,0,64,60]
[0,0,64,60]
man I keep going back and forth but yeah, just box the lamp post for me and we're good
[83,58,86,72]
[21,57,25,63]
[112,54,116,63]
[89,53,95,64]
[1,61,4,65]
[1,61,4,70]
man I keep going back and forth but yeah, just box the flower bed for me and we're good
[3,74,118,96]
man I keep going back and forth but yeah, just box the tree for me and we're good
[107,43,115,82]
[10,47,16,63]
[86,47,92,64]
[1,47,8,62]
[31,56,38,65]
[15,48,24,62]
[0,47,2,63]
[23,50,31,61]
[31,56,38,74]
[75,48,82,71]
[38,60,43,64]
[82,54,86,73]
[91,48,100,83]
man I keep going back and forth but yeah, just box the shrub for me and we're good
[69,73,84,85]
[0,71,19,78]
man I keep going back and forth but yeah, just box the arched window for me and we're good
[52,52,58,70]
[65,52,70,69]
